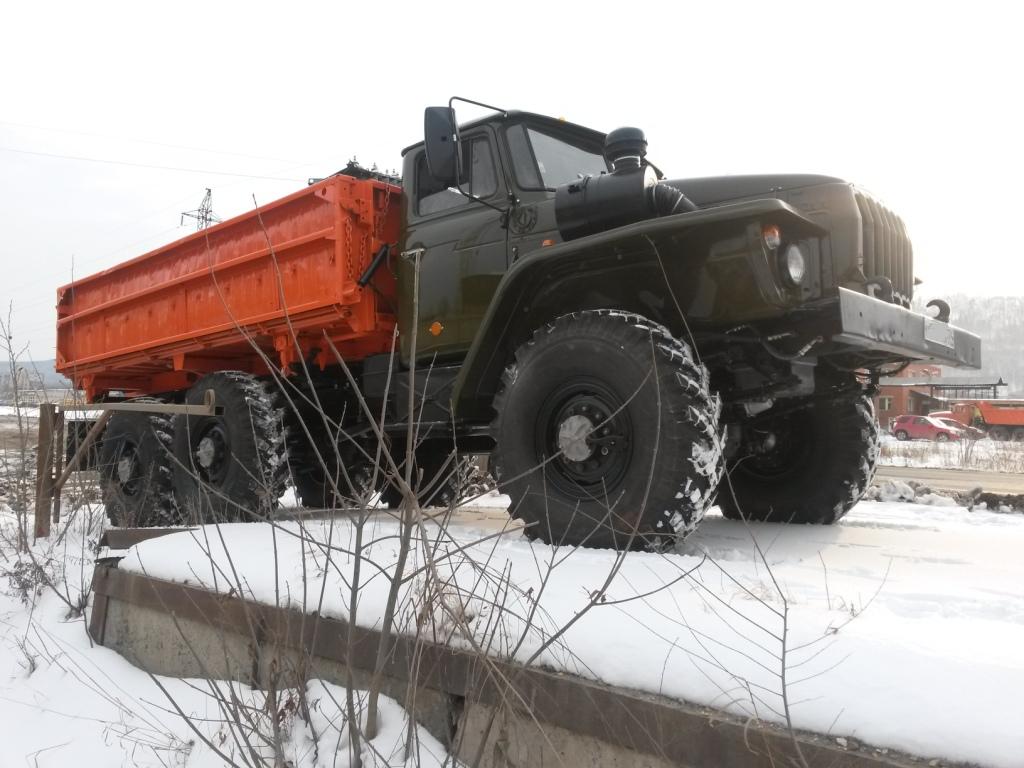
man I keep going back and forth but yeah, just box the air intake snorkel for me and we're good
[555,127,699,241]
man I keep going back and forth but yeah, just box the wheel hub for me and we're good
[196,436,218,468]
[557,414,596,461]
[539,386,632,494]
[112,441,142,497]
[738,413,812,480]
[193,424,230,483]
[116,455,135,484]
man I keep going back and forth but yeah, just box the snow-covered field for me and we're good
[879,433,1024,473]
[106,500,1024,768]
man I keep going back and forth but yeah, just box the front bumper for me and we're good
[832,287,981,368]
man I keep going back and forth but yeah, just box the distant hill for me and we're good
[23,359,71,389]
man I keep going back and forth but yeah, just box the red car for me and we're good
[891,415,964,441]
[933,416,986,440]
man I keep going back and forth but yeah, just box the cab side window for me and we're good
[416,137,497,216]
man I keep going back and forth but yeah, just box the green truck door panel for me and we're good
[400,129,509,362]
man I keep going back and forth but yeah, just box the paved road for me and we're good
[875,465,1024,494]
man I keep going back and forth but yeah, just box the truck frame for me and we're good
[55,100,982,549]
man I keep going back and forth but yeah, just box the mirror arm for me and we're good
[455,187,508,218]
[448,96,508,118]
[444,96,517,227]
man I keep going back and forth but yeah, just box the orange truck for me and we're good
[932,401,1024,441]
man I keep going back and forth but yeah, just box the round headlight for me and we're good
[780,244,807,286]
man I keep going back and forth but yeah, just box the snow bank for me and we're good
[118,501,1024,768]
[875,479,917,502]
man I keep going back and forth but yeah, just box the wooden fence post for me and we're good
[52,410,65,525]
[33,403,55,539]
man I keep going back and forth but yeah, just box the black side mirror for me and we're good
[423,106,458,186]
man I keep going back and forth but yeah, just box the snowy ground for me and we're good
[97,499,1024,768]
[0,507,450,767]
[879,433,1024,473]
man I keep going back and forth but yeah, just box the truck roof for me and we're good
[400,109,604,156]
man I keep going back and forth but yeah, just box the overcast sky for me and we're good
[2,0,1020,358]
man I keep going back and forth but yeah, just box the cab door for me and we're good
[499,121,610,264]
[399,128,508,363]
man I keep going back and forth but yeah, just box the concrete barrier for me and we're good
[90,559,922,768]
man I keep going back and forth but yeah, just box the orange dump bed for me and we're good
[56,176,401,400]
[948,400,1024,428]
[975,400,1024,427]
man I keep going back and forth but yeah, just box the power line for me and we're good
[0,145,308,181]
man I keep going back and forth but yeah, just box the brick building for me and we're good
[873,364,1008,429]
[874,364,942,429]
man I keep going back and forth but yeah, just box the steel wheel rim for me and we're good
[535,379,633,497]
[194,422,231,484]
[113,440,142,497]
[737,412,814,482]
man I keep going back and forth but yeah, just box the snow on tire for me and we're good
[491,309,724,550]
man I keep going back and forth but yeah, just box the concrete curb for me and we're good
[90,556,927,768]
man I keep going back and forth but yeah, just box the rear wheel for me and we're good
[378,442,469,509]
[286,407,380,509]
[989,426,1009,441]
[719,394,879,525]
[1012,428,1024,442]
[935,432,950,442]
[172,372,288,522]
[491,310,723,550]
[98,400,176,527]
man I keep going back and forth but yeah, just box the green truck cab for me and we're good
[380,101,979,547]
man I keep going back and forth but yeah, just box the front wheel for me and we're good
[491,310,723,550]
[719,394,879,525]
[935,432,950,442]
[895,429,909,441]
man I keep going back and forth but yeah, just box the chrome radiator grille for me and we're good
[855,191,914,307]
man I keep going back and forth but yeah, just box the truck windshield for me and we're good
[507,124,608,190]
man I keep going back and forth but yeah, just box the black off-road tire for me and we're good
[172,372,288,522]
[491,310,724,550]
[287,417,381,509]
[378,441,463,509]
[719,394,879,525]
[98,399,177,527]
